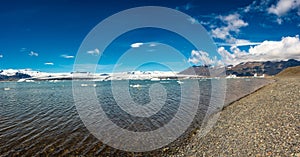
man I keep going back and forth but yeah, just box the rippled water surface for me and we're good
[0,78,271,156]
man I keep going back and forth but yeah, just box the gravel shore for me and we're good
[175,77,300,156]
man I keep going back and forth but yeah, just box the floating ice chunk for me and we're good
[150,78,160,81]
[130,84,142,88]
[81,84,97,87]
[17,79,26,82]
[177,80,184,84]
[81,84,88,87]
[4,88,10,91]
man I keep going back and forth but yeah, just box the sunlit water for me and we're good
[0,78,271,156]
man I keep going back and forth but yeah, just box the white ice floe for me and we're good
[150,78,160,81]
[80,84,97,87]
[80,84,88,87]
[3,87,10,91]
[177,80,184,84]
[49,80,60,83]
[130,84,142,88]
[17,79,26,82]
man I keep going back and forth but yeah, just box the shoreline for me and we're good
[156,78,275,156]
[223,77,276,109]
[174,77,300,156]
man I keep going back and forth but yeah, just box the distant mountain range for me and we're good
[0,71,31,81]
[1,59,300,81]
[179,59,300,77]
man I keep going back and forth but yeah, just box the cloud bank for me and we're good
[189,35,300,65]
[219,35,300,65]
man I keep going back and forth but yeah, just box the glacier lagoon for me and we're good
[0,78,271,155]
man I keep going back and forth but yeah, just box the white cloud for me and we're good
[61,54,74,59]
[241,0,299,24]
[242,0,273,13]
[234,39,261,46]
[29,51,38,57]
[267,0,300,24]
[199,21,211,26]
[276,18,283,24]
[217,46,249,65]
[188,36,300,66]
[211,13,249,45]
[0,54,3,58]
[217,35,300,65]
[87,48,100,56]
[248,35,300,57]
[187,17,199,24]
[217,40,261,47]
[130,43,144,48]
[188,50,221,65]
[149,43,157,47]
[268,0,300,16]
[211,27,230,40]
[44,62,54,65]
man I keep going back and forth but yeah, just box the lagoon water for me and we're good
[0,78,271,156]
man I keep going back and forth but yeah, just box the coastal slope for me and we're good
[176,77,300,156]
[276,66,300,77]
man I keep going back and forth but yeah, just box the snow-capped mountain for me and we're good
[0,69,193,81]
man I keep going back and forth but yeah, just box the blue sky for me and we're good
[0,0,299,72]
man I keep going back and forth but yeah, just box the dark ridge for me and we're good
[180,59,300,77]
[0,72,31,81]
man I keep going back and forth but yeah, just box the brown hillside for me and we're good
[276,66,300,77]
